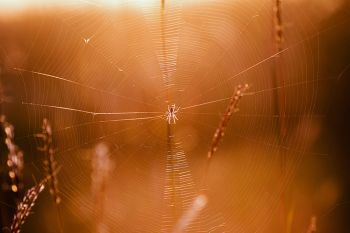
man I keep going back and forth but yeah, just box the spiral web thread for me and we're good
[153,1,226,231]
[162,124,225,232]
[0,0,337,231]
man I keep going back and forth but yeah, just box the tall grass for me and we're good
[0,115,24,194]
[10,179,47,233]
[36,118,61,205]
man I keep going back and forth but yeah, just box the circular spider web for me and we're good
[1,0,345,232]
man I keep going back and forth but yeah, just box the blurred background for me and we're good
[0,0,349,232]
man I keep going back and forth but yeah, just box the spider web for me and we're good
[1,0,347,232]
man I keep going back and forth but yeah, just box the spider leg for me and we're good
[172,114,177,124]
[168,115,171,124]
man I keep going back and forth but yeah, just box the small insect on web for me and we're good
[83,38,91,44]
[165,104,180,124]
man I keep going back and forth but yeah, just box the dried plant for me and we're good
[172,194,207,233]
[91,142,113,197]
[10,179,47,233]
[91,142,113,233]
[0,115,24,193]
[207,84,249,159]
[306,215,317,233]
[36,118,61,204]
[273,1,287,231]
[0,82,14,104]
[273,0,283,51]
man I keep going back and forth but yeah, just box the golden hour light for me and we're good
[0,0,349,233]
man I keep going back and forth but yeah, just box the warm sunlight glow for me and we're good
[0,0,213,13]
[0,0,164,12]
[0,0,348,232]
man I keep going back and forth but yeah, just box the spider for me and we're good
[165,104,180,124]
